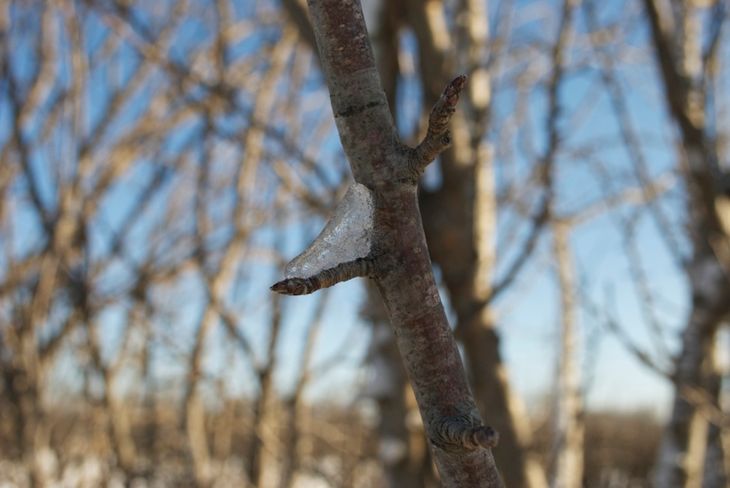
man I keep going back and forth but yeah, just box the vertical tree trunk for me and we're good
[406,1,548,484]
[640,2,730,486]
[703,332,728,488]
[248,294,282,488]
[366,3,435,485]
[653,255,728,488]
[460,324,547,486]
[551,222,584,488]
[184,282,224,486]
[279,294,328,488]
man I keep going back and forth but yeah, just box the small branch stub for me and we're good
[433,416,500,452]
[271,257,374,296]
[413,75,467,172]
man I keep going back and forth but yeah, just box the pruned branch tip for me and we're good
[413,75,467,172]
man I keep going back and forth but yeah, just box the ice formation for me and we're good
[285,182,375,279]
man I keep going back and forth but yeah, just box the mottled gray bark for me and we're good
[366,284,435,488]
[363,4,438,484]
[275,1,503,485]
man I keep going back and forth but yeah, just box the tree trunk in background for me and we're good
[367,4,435,485]
[298,0,503,484]
[640,1,730,486]
[364,283,436,488]
[249,295,282,488]
[702,332,727,488]
[653,253,728,488]
[551,222,584,488]
[184,306,216,486]
[281,2,539,482]
[409,1,547,486]
[458,318,547,488]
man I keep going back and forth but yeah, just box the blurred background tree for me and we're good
[0,0,727,487]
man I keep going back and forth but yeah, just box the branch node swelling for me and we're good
[433,416,499,452]
[413,75,467,173]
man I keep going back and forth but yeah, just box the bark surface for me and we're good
[284,1,504,485]
[407,0,548,483]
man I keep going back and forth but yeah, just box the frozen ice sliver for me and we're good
[285,183,375,279]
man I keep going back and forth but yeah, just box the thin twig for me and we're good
[413,75,468,172]
[271,257,375,295]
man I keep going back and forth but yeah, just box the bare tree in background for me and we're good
[0,0,371,485]
[582,0,730,486]
[0,1,200,481]
[413,0,554,483]
[641,0,730,484]
[550,220,584,488]
[3,0,728,487]
[611,1,730,486]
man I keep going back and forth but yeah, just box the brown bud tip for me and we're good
[270,277,311,295]
[444,75,467,104]
[452,74,467,90]
[270,281,288,293]
[472,426,499,449]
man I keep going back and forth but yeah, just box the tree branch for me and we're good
[641,0,701,141]
[275,1,504,485]
[413,75,467,173]
[271,258,375,295]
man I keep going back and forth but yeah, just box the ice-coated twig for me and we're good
[271,257,375,295]
[413,75,467,173]
[283,182,374,280]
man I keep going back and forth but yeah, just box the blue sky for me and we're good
[4,0,724,421]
